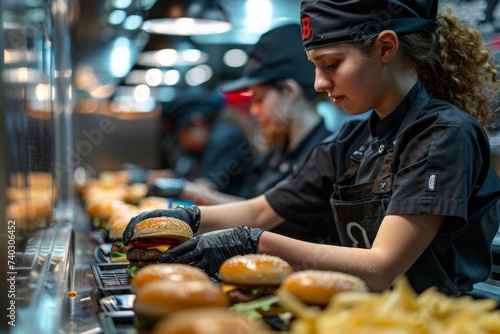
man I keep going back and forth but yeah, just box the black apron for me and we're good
[330,90,462,295]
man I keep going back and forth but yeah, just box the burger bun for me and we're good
[151,308,271,334]
[278,270,368,306]
[130,263,210,294]
[220,254,293,286]
[132,217,193,243]
[133,280,229,318]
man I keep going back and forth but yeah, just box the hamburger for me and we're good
[151,307,272,334]
[138,196,170,210]
[278,270,368,307]
[85,198,130,230]
[124,183,149,205]
[126,217,193,276]
[219,254,293,319]
[106,209,140,263]
[82,183,128,204]
[133,280,229,333]
[6,198,52,231]
[130,263,211,294]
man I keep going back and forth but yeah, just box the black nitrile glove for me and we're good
[122,205,200,245]
[147,178,185,198]
[159,226,264,278]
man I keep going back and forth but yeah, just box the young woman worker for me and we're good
[124,0,500,295]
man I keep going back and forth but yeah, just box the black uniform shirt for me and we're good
[175,121,253,196]
[265,81,500,293]
[240,121,332,198]
[240,121,334,242]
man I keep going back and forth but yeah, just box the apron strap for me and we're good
[372,89,432,194]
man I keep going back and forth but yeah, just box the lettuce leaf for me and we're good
[229,295,279,319]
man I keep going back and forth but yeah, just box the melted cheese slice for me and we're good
[221,284,238,293]
[147,245,172,252]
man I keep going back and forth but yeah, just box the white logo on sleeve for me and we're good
[425,174,437,192]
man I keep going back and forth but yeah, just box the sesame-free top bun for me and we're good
[86,199,131,229]
[130,263,210,294]
[107,209,140,240]
[151,308,271,334]
[219,254,293,286]
[278,270,368,306]
[132,217,193,243]
[138,196,170,210]
[133,280,229,318]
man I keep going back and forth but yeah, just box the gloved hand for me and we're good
[159,226,264,278]
[122,205,200,245]
[147,178,185,199]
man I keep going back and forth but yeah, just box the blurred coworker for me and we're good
[180,23,336,243]
[150,89,253,197]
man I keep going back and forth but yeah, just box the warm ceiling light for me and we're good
[124,68,181,87]
[4,49,36,64]
[3,67,44,84]
[141,0,232,36]
[136,34,208,67]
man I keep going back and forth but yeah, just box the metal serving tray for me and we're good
[90,263,131,295]
[100,294,135,313]
[99,311,135,334]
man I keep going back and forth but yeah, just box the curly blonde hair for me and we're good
[359,10,499,128]
[398,10,499,128]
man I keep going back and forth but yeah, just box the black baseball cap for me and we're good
[300,0,440,51]
[219,23,316,93]
[162,90,221,131]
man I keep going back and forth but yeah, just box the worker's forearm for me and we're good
[181,181,244,206]
[197,195,282,234]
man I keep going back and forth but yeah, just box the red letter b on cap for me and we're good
[302,17,311,40]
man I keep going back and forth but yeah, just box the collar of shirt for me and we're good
[369,79,424,140]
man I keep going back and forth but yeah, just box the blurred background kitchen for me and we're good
[1,0,500,333]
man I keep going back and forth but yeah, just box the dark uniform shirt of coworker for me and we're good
[265,80,500,295]
[239,120,335,243]
[175,121,252,197]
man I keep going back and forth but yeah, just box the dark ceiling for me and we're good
[71,0,500,104]
[72,0,302,103]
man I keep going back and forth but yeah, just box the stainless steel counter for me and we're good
[10,202,105,334]
[64,204,104,334]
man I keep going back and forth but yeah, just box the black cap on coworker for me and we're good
[162,90,221,131]
[219,23,316,93]
[300,0,440,51]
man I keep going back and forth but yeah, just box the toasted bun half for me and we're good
[278,270,368,306]
[133,280,229,318]
[132,217,193,243]
[86,199,128,219]
[138,196,169,210]
[130,264,210,294]
[219,254,293,286]
[108,218,131,241]
[107,208,141,238]
[151,308,271,334]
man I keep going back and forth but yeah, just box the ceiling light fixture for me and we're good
[141,0,232,36]
[136,34,208,67]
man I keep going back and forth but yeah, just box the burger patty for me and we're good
[227,286,278,303]
[128,259,160,269]
[112,243,133,253]
[126,247,162,261]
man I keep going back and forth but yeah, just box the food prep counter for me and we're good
[9,202,103,334]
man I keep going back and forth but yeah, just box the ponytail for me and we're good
[399,10,499,128]
[358,10,499,128]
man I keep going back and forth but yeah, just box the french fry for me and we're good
[276,288,321,334]
[283,275,500,334]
